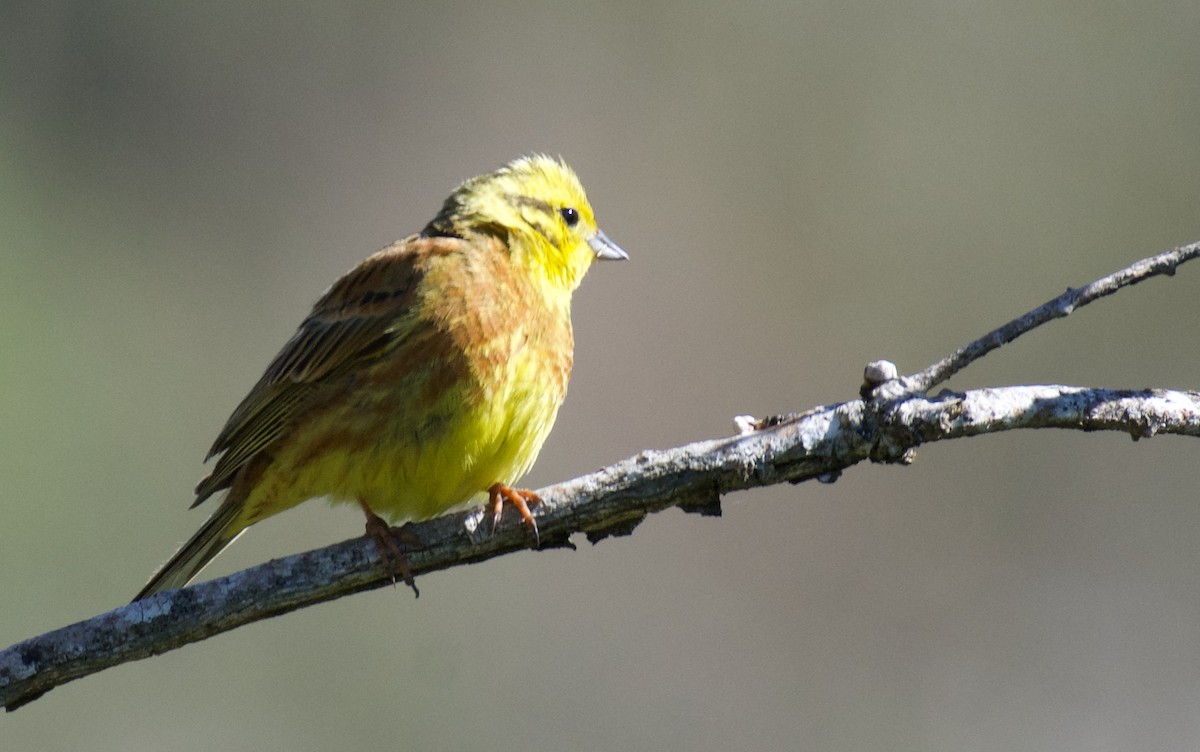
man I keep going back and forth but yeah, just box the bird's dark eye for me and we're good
[560,207,580,227]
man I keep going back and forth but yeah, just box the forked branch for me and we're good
[3,241,1199,711]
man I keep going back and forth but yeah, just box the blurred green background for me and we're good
[4,2,1200,750]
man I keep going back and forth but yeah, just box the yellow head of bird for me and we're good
[427,155,627,292]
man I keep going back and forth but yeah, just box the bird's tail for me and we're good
[133,501,245,602]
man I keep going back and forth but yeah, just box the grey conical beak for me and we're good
[588,229,628,260]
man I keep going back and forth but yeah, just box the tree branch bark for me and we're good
[4,241,1199,712]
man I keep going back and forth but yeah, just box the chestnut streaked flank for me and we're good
[134,155,626,600]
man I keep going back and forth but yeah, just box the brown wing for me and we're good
[192,236,440,505]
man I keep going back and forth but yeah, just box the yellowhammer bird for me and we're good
[134,155,626,601]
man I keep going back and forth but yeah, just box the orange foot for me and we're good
[359,500,424,598]
[487,482,542,546]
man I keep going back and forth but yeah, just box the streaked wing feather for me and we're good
[194,238,432,503]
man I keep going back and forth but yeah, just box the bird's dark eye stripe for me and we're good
[560,207,580,226]
[509,194,553,214]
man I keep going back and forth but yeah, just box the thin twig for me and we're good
[904,240,1200,393]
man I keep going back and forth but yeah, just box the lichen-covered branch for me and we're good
[4,241,1199,711]
[5,384,1200,710]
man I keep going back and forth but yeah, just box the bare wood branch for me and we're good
[903,240,1200,394]
[4,242,1199,711]
[5,385,1199,710]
